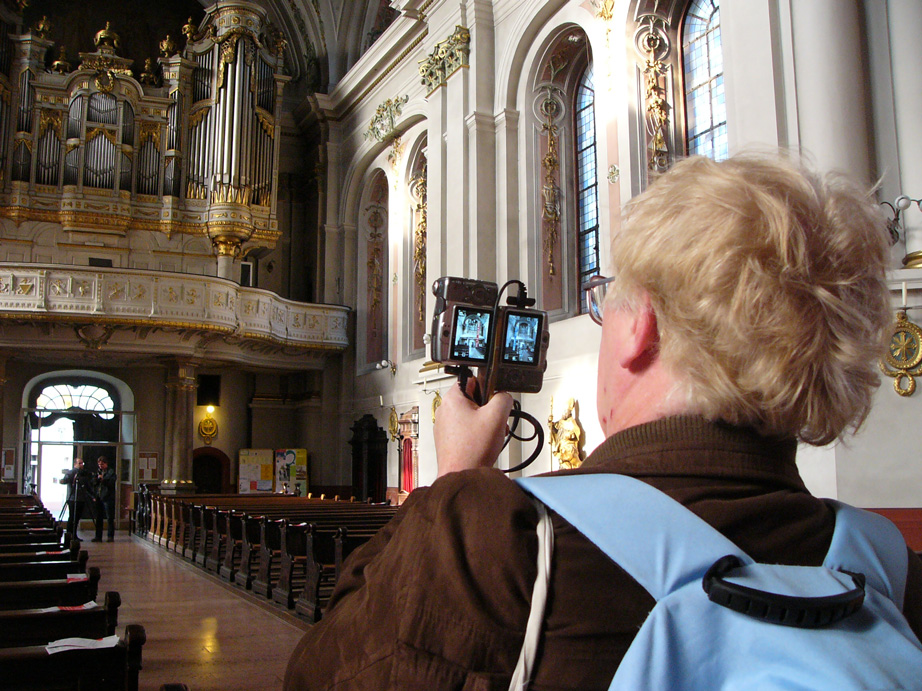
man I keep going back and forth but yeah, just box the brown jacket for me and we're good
[285,416,922,690]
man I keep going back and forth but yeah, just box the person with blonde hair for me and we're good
[285,154,922,690]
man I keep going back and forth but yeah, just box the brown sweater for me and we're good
[285,416,922,690]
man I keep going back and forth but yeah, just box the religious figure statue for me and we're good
[548,397,583,469]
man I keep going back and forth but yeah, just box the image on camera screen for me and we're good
[451,307,492,362]
[502,312,541,364]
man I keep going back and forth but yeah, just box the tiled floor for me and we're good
[80,531,309,691]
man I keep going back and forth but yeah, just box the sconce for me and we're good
[881,195,922,251]
[198,404,218,444]
[376,359,397,375]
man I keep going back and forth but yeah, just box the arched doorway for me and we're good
[21,373,136,527]
[193,447,231,494]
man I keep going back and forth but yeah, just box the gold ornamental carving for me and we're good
[419,26,471,94]
[198,411,218,444]
[880,310,922,397]
[139,121,161,149]
[636,16,671,174]
[539,89,563,277]
[409,164,428,324]
[388,406,399,441]
[548,396,583,469]
[365,95,408,144]
[38,110,64,141]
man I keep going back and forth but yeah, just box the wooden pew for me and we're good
[0,545,81,564]
[0,558,87,582]
[219,511,246,582]
[0,591,120,647]
[205,508,228,573]
[0,623,145,691]
[0,540,72,555]
[0,566,100,610]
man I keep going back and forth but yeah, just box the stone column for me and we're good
[887,0,922,264]
[161,361,197,495]
[790,0,872,182]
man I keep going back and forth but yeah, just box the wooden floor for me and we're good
[79,530,310,691]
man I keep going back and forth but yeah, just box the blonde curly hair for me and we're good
[608,154,892,445]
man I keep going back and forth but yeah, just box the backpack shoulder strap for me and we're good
[516,474,752,600]
[824,501,909,609]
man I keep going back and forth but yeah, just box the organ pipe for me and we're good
[0,1,288,255]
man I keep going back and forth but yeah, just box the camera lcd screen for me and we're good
[450,307,493,362]
[502,310,543,365]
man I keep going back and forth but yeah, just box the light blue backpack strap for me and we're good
[517,474,752,600]
[824,501,909,609]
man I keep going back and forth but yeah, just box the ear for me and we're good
[618,297,660,371]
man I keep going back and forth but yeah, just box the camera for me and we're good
[430,276,549,397]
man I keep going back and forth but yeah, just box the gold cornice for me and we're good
[0,205,281,244]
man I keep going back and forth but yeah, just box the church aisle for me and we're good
[81,532,309,691]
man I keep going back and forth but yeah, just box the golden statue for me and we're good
[51,47,71,74]
[33,15,50,39]
[182,17,198,44]
[94,21,119,53]
[548,397,583,469]
[139,58,158,86]
[159,34,176,58]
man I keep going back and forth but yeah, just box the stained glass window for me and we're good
[683,0,727,160]
[574,63,600,314]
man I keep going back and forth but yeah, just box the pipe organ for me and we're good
[0,1,289,278]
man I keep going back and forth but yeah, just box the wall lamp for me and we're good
[376,359,397,375]
[881,195,922,246]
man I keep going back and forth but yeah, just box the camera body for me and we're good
[430,276,549,395]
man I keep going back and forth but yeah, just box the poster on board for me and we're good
[138,452,158,482]
[238,448,274,493]
[1,449,14,481]
[274,449,308,495]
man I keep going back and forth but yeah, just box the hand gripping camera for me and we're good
[430,276,550,472]
[430,276,550,401]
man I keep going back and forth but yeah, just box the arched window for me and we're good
[682,0,727,160]
[35,383,115,419]
[574,63,600,313]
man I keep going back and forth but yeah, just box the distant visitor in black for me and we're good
[93,457,117,542]
[61,457,92,541]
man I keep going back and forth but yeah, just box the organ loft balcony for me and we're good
[0,264,349,369]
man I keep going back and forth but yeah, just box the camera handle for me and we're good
[447,365,545,474]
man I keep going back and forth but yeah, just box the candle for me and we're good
[379,395,384,407]
[903,282,908,307]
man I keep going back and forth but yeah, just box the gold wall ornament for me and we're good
[388,406,399,441]
[539,88,564,277]
[635,16,671,174]
[432,390,441,423]
[418,25,471,94]
[548,396,583,469]
[198,410,218,444]
[880,310,922,396]
[409,164,428,323]
[387,137,404,185]
[364,94,409,143]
